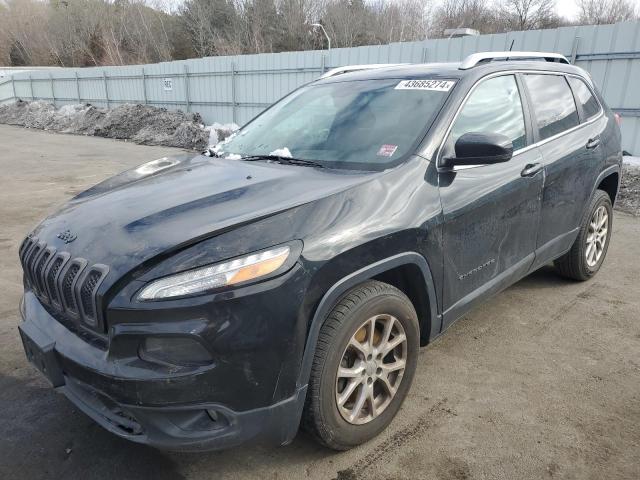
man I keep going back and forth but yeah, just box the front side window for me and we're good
[445,75,526,156]
[524,74,579,140]
[568,76,601,121]
[217,78,455,171]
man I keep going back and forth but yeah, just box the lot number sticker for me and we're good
[395,80,455,91]
[377,144,398,157]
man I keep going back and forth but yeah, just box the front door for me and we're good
[437,74,544,329]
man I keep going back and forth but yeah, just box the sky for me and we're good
[556,0,640,20]
[556,0,581,20]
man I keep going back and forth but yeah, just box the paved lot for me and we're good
[1,125,639,480]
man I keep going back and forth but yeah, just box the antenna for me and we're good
[509,39,515,51]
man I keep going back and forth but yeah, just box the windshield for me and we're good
[215,78,455,170]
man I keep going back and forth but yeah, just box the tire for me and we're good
[302,280,419,450]
[555,189,613,281]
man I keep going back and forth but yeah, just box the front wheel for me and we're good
[302,280,419,450]
[555,189,613,281]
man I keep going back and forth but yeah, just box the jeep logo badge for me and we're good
[57,230,77,244]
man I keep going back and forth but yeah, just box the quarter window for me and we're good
[447,75,526,154]
[568,76,601,120]
[524,74,579,140]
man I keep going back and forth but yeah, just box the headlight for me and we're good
[137,246,291,300]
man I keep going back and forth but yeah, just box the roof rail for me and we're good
[459,51,570,70]
[319,64,407,79]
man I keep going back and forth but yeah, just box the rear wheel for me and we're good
[555,189,613,281]
[302,280,419,450]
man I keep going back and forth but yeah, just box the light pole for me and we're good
[312,23,331,52]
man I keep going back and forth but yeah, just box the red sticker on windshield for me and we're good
[377,144,398,157]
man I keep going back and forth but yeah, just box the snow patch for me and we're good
[269,147,292,158]
[623,155,640,169]
[205,122,238,147]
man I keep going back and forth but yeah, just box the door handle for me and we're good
[586,137,600,149]
[521,162,543,177]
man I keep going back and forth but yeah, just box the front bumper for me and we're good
[18,289,308,451]
[60,374,307,451]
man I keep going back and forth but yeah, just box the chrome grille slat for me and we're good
[18,236,108,333]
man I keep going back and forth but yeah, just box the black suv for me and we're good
[18,52,622,452]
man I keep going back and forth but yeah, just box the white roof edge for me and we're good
[319,64,408,79]
[459,51,570,70]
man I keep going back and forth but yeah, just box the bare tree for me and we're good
[370,0,432,43]
[180,0,241,57]
[2,0,635,67]
[320,0,376,47]
[431,0,501,36]
[0,0,53,65]
[498,0,560,31]
[577,0,637,25]
[276,0,315,51]
[240,0,282,53]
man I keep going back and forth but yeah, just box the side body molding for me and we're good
[296,251,439,391]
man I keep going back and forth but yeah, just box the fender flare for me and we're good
[592,164,621,204]
[295,251,438,390]
[576,164,621,229]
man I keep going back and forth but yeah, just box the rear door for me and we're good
[522,73,605,266]
[437,73,544,328]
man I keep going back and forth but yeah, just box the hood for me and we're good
[30,154,376,281]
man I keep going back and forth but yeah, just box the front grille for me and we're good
[19,236,109,333]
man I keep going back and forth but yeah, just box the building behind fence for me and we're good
[1,21,639,153]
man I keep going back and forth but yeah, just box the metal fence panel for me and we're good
[1,21,640,152]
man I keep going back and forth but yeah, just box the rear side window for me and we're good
[447,75,526,152]
[524,74,579,140]
[568,76,601,120]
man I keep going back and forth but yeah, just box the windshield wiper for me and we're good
[240,155,325,168]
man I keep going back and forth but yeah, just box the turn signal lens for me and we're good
[137,246,290,300]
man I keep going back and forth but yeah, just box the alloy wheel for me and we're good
[586,205,608,267]
[335,314,407,425]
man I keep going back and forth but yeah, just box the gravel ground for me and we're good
[0,100,237,150]
[0,125,639,480]
[618,164,640,216]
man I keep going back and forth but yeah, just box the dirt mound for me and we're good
[0,100,237,150]
[133,121,209,150]
[0,100,56,129]
[617,164,640,216]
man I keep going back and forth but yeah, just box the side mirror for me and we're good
[443,132,514,168]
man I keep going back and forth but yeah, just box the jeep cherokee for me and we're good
[18,51,622,451]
